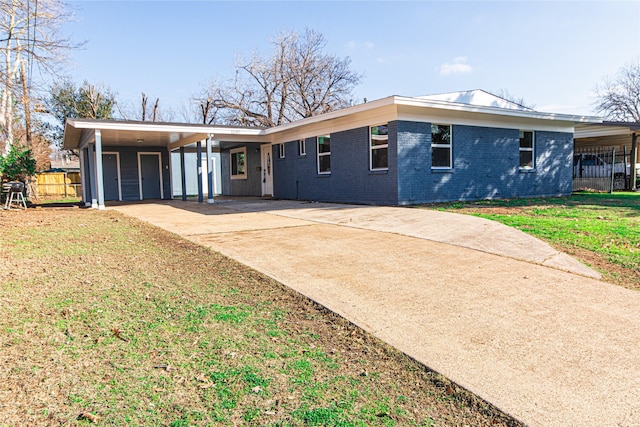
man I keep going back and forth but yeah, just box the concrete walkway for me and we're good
[112,199,640,427]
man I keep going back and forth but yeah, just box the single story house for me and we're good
[63,90,609,209]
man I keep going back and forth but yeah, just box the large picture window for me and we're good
[431,124,452,169]
[230,147,246,179]
[317,135,331,174]
[519,131,535,170]
[370,124,388,170]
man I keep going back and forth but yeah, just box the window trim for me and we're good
[317,135,331,175]
[298,139,306,156]
[370,123,389,171]
[278,143,285,159]
[230,146,247,180]
[431,123,453,170]
[519,130,535,171]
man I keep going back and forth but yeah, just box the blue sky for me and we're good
[65,1,640,119]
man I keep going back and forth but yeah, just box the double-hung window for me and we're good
[230,147,246,179]
[279,143,285,159]
[370,124,389,170]
[298,139,306,156]
[519,131,535,170]
[431,124,452,169]
[317,135,331,174]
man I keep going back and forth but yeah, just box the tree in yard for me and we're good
[0,0,79,154]
[199,29,361,127]
[593,58,640,122]
[0,142,36,182]
[47,79,116,148]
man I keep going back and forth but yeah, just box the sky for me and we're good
[63,0,640,120]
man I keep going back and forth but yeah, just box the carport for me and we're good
[62,119,266,209]
[574,121,639,191]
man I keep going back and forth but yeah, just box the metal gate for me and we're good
[572,147,632,192]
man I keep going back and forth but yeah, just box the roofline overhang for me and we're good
[264,95,603,137]
[575,122,640,139]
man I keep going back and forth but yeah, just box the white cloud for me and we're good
[440,57,473,76]
[345,40,375,51]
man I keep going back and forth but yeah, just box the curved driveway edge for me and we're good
[111,199,640,427]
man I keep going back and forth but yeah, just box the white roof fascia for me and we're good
[574,124,636,139]
[264,97,397,136]
[394,96,602,124]
[66,119,264,137]
[264,96,601,141]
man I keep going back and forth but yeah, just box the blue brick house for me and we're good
[64,90,598,209]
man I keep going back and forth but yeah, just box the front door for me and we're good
[261,145,273,197]
[138,153,163,200]
[102,152,121,201]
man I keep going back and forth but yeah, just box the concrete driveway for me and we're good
[112,199,640,427]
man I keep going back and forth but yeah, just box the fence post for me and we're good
[610,148,616,193]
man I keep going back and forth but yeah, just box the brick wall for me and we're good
[396,121,573,204]
[273,124,398,205]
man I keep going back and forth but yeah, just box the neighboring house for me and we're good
[63,90,602,209]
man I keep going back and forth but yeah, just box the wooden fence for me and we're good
[36,172,82,197]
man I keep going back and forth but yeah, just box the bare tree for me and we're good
[491,89,536,110]
[594,58,640,122]
[140,92,160,122]
[0,0,79,154]
[201,29,361,127]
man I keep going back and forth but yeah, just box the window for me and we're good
[519,131,534,170]
[431,124,452,169]
[279,143,285,159]
[298,139,306,156]
[370,124,388,170]
[317,135,331,174]
[230,147,246,179]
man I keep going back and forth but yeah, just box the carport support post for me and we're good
[79,148,90,206]
[632,133,638,191]
[206,135,214,204]
[87,144,98,209]
[179,146,187,201]
[94,129,105,210]
[197,140,203,203]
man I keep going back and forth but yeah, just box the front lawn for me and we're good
[0,207,519,427]
[426,192,639,290]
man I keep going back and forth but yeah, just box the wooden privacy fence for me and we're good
[36,172,82,197]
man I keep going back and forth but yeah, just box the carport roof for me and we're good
[63,119,267,151]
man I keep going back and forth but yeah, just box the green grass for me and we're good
[0,209,516,426]
[427,192,640,283]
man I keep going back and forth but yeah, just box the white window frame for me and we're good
[431,124,452,169]
[230,147,247,180]
[519,130,535,170]
[298,139,306,156]
[279,143,285,159]
[370,124,389,171]
[317,135,331,175]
